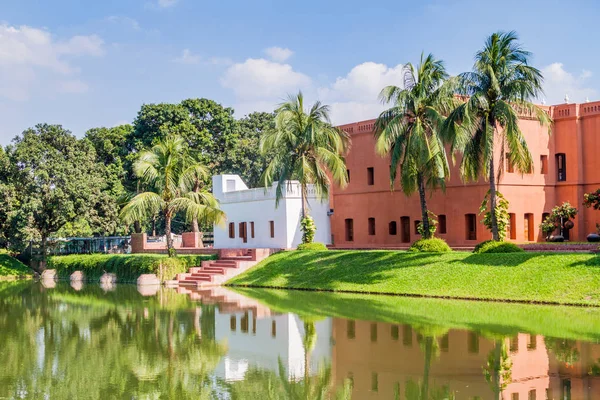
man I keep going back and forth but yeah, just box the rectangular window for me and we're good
[468,332,479,354]
[524,213,534,241]
[506,153,515,173]
[401,217,411,243]
[347,320,355,339]
[528,334,537,350]
[241,312,249,333]
[228,223,235,239]
[465,214,477,241]
[556,153,566,181]
[510,336,519,352]
[370,323,377,342]
[439,215,447,234]
[440,334,449,352]
[403,325,412,347]
[250,222,255,238]
[346,169,350,183]
[269,221,275,238]
[371,372,378,392]
[367,167,374,185]
[512,394,519,400]
[391,325,399,340]
[230,315,237,332]
[508,213,516,240]
[414,220,421,235]
[389,221,397,235]
[271,321,277,338]
[541,155,548,174]
[239,222,247,243]
[345,219,354,242]
[528,390,536,400]
[368,218,376,236]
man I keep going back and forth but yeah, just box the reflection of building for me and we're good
[213,309,332,381]
[331,319,600,399]
[212,174,331,249]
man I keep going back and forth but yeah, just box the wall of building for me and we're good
[212,175,331,249]
[330,101,600,247]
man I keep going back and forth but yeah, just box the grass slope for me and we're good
[233,288,600,342]
[227,250,600,306]
[0,254,33,280]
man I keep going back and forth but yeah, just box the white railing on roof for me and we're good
[221,181,319,204]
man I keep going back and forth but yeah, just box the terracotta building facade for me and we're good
[330,100,600,247]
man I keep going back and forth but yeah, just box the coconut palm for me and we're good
[260,92,349,232]
[120,135,225,255]
[443,31,551,240]
[375,53,457,238]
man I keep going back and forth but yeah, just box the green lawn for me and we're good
[0,254,33,280]
[227,250,600,306]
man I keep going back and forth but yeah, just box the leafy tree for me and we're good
[584,189,600,210]
[480,191,510,241]
[120,134,225,255]
[540,202,578,239]
[375,54,456,239]
[261,92,349,243]
[7,124,105,256]
[234,112,276,187]
[443,31,551,241]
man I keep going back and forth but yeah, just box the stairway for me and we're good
[173,248,274,288]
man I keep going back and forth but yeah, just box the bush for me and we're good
[409,238,452,253]
[296,242,328,251]
[473,240,524,254]
[47,254,217,282]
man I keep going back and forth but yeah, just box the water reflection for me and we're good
[0,281,598,399]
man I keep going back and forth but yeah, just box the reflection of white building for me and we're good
[212,175,332,249]
[214,309,332,381]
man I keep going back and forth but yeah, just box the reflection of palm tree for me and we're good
[483,339,512,400]
[303,320,317,381]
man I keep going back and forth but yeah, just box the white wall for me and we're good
[213,174,331,249]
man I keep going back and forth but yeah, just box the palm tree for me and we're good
[120,135,225,255]
[443,31,551,240]
[375,53,457,238]
[260,92,349,237]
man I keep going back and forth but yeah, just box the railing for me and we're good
[31,236,132,256]
[221,182,319,204]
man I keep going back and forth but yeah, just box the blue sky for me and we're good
[0,0,598,143]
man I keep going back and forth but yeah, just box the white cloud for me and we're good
[0,24,104,100]
[157,0,178,8]
[173,49,201,64]
[264,47,294,62]
[318,62,405,124]
[541,63,597,104]
[221,58,311,99]
[207,56,233,66]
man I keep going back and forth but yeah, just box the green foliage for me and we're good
[473,240,524,254]
[297,242,328,251]
[584,189,600,210]
[417,211,438,238]
[540,202,579,239]
[443,31,551,240]
[260,92,349,208]
[409,238,451,253]
[480,191,510,241]
[300,216,316,244]
[47,254,215,282]
[0,254,32,278]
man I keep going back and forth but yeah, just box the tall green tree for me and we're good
[375,53,456,239]
[119,134,225,255]
[234,112,276,187]
[261,92,349,238]
[7,124,105,256]
[443,31,551,240]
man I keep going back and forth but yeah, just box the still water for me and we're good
[0,281,599,399]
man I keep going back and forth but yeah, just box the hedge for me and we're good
[409,238,452,253]
[473,240,524,254]
[47,254,217,282]
[296,242,328,251]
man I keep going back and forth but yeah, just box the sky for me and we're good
[0,0,598,144]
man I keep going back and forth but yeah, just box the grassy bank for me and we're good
[48,253,216,282]
[0,254,33,280]
[227,250,600,306]
[234,288,600,342]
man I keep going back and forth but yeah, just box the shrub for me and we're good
[296,242,328,251]
[300,216,317,244]
[409,238,452,253]
[473,240,524,254]
[47,254,216,282]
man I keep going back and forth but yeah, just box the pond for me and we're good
[1,281,599,399]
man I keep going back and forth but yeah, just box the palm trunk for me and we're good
[165,210,174,256]
[493,340,502,400]
[301,183,308,219]
[489,156,500,241]
[192,181,200,232]
[417,173,431,239]
[134,220,142,234]
[421,336,433,400]
[152,216,156,237]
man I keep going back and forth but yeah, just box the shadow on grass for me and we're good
[454,252,544,267]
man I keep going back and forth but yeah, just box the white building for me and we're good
[212,174,332,249]
[214,309,332,381]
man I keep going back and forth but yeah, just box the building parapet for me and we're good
[220,182,320,204]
